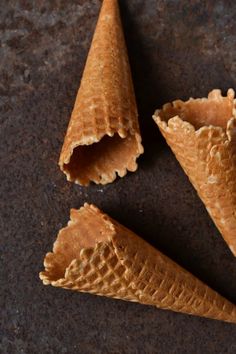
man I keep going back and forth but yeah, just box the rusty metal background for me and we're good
[1,1,236,353]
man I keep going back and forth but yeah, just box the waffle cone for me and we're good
[59,0,143,185]
[40,204,236,323]
[153,89,236,256]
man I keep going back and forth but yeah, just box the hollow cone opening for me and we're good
[62,133,141,185]
[158,89,235,130]
[41,205,113,283]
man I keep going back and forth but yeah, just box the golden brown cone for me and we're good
[153,89,236,257]
[59,0,143,185]
[40,204,236,323]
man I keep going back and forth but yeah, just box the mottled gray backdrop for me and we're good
[1,0,236,353]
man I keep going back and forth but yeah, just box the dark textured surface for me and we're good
[1,0,236,353]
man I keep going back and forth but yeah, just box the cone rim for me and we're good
[153,88,236,141]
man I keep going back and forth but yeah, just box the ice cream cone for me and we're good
[59,0,143,185]
[40,203,236,323]
[153,89,236,256]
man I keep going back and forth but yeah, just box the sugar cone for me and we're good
[153,89,236,256]
[40,204,236,323]
[59,0,143,185]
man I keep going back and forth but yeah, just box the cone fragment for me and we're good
[153,89,236,256]
[40,204,236,323]
[59,0,143,185]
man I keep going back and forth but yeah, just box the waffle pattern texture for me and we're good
[59,0,143,185]
[40,204,236,323]
[153,89,236,256]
